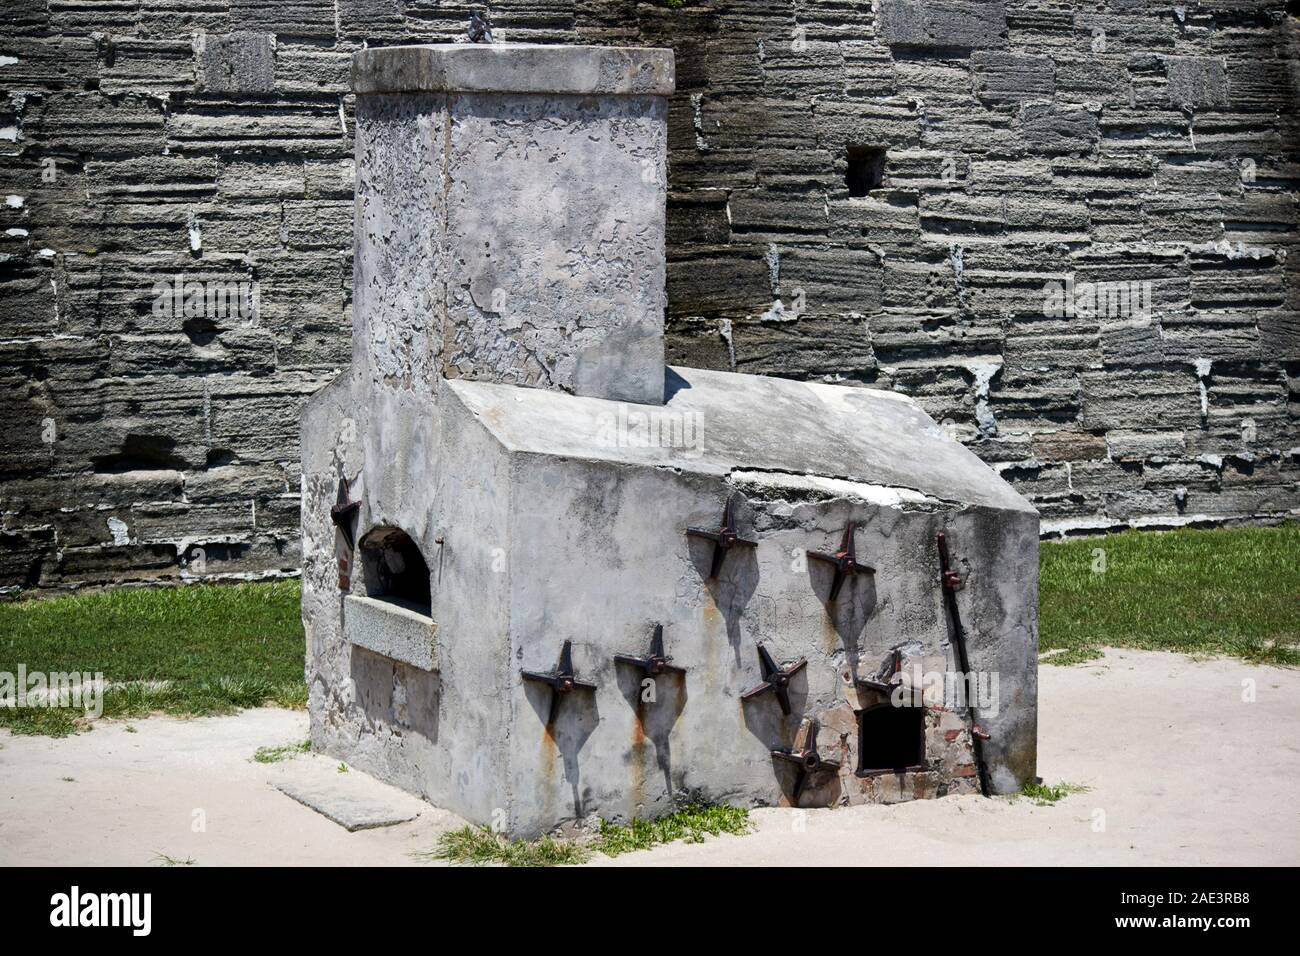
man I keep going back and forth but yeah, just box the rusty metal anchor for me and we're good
[686,494,757,579]
[330,475,360,551]
[466,10,493,42]
[330,474,361,590]
[614,624,685,677]
[521,640,596,725]
[740,642,807,715]
[807,521,875,602]
[771,718,841,803]
[938,531,964,593]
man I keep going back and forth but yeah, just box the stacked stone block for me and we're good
[1,0,1297,593]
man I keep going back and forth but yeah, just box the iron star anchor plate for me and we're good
[807,521,875,602]
[614,624,685,677]
[330,475,360,551]
[521,640,597,725]
[771,718,841,803]
[686,494,757,579]
[740,642,807,715]
[466,10,493,42]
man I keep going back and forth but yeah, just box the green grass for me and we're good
[1039,524,1300,666]
[0,580,305,736]
[252,739,311,764]
[423,826,594,867]
[152,852,196,867]
[1019,781,1090,806]
[593,802,751,857]
[0,525,1294,738]
[425,804,752,867]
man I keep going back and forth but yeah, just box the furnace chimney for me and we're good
[352,43,674,405]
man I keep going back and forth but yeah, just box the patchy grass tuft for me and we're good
[152,852,196,867]
[593,803,751,857]
[1019,781,1090,806]
[252,740,311,764]
[423,826,592,867]
[1039,524,1299,666]
[0,580,305,736]
[425,804,751,867]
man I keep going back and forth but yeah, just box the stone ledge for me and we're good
[352,43,675,97]
[344,594,438,672]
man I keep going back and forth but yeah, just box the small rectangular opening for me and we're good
[858,705,925,773]
[846,146,886,197]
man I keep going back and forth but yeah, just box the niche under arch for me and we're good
[358,526,432,614]
[344,525,439,672]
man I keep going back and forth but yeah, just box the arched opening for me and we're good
[358,526,432,615]
[858,704,925,774]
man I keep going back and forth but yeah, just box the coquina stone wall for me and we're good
[1,1,1297,594]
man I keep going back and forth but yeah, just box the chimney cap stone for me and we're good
[352,43,676,97]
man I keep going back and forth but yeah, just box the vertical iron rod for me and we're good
[937,531,991,797]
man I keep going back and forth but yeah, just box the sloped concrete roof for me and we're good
[447,366,1035,514]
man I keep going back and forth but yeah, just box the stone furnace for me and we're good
[301,41,1039,838]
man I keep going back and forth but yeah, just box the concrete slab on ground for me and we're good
[270,755,427,832]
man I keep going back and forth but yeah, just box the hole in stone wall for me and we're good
[858,704,925,773]
[182,316,221,346]
[92,434,189,473]
[845,146,886,197]
[359,527,432,614]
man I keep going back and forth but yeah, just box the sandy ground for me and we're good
[1,647,1296,867]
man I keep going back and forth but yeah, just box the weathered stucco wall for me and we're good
[2,1,1298,594]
